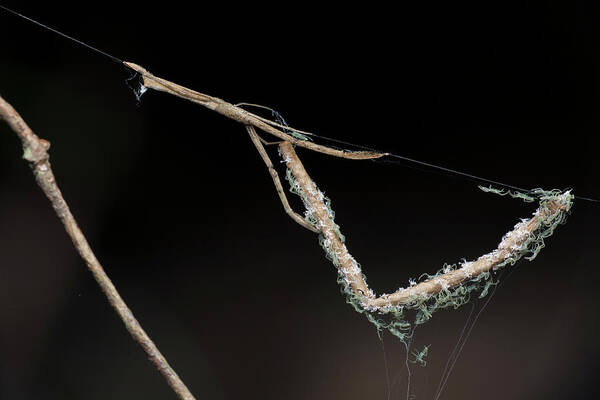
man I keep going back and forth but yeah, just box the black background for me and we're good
[0,1,599,399]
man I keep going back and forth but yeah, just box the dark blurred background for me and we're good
[0,1,599,399]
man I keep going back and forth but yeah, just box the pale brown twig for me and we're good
[0,94,196,400]
[278,141,572,309]
[123,61,386,161]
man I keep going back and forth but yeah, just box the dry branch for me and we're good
[123,61,386,161]
[0,94,196,400]
[279,141,572,309]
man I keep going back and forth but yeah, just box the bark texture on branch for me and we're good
[279,141,572,310]
[0,94,196,400]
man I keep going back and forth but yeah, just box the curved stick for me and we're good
[278,141,572,310]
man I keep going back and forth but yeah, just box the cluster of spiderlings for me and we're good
[404,188,573,329]
[284,168,376,300]
[285,171,573,364]
[407,188,572,335]
[479,186,573,262]
[403,263,498,327]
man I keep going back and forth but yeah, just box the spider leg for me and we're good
[246,125,319,233]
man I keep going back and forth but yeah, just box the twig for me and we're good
[278,141,572,309]
[0,94,196,400]
[123,62,386,160]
